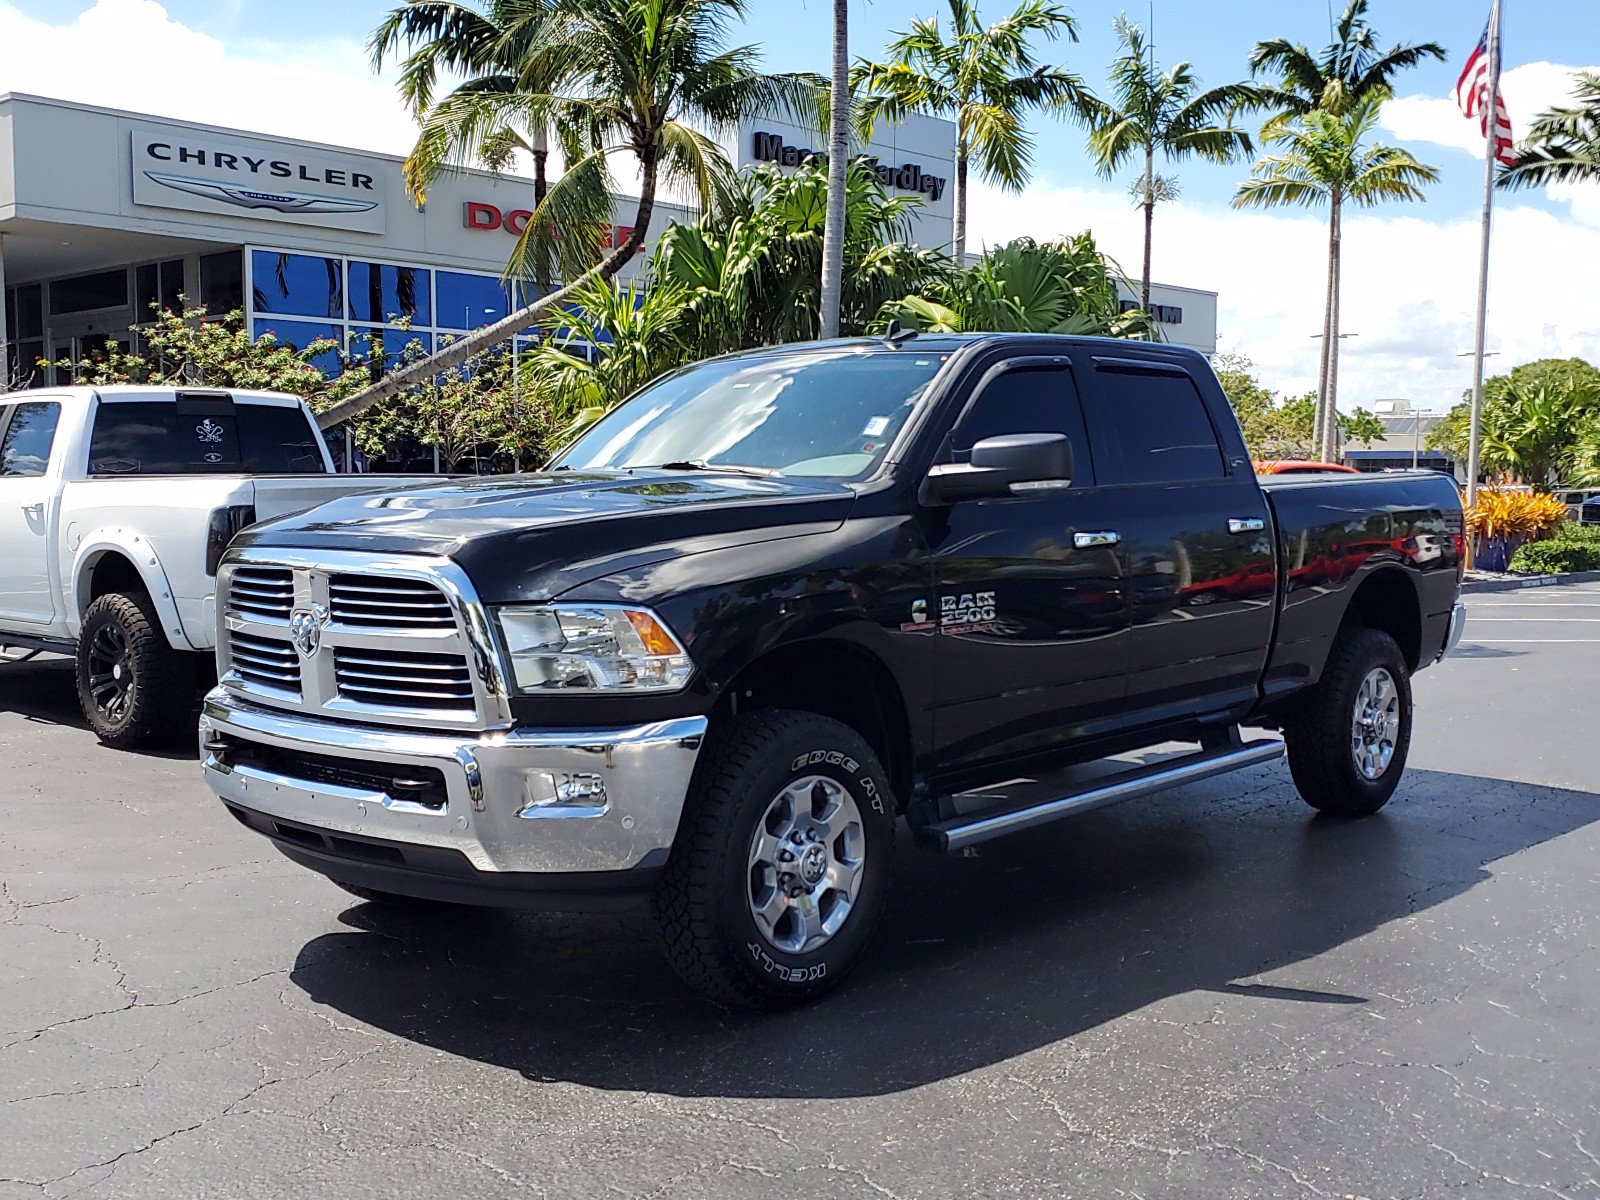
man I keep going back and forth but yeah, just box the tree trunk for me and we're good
[1321,191,1344,463]
[1313,194,1339,459]
[817,0,849,340]
[532,124,551,298]
[1140,143,1154,318]
[316,152,661,431]
[953,121,968,265]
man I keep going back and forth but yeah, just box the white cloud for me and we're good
[968,182,1600,412]
[0,0,418,154]
[5,1,1599,414]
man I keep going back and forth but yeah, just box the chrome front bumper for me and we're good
[199,689,707,875]
[1441,599,1468,658]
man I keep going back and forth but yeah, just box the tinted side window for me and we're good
[1,402,63,477]
[235,405,326,473]
[952,365,1092,484]
[1090,367,1224,484]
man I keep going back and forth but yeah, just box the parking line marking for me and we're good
[1468,617,1600,622]
[1462,638,1600,643]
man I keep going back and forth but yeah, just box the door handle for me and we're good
[21,503,44,519]
[1227,517,1266,534]
[1073,530,1121,549]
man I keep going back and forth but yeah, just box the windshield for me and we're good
[551,346,949,480]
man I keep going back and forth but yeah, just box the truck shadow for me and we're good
[288,766,1598,1099]
[0,658,199,760]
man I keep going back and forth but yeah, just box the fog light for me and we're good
[518,770,609,817]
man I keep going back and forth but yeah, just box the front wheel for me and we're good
[75,592,191,749]
[653,710,897,1008]
[1283,627,1413,818]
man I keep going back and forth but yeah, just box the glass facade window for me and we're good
[200,251,245,317]
[48,270,127,316]
[348,261,431,326]
[134,259,185,319]
[349,325,433,374]
[250,250,343,318]
[252,317,344,376]
[436,271,511,329]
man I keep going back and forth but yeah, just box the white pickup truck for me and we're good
[0,386,418,747]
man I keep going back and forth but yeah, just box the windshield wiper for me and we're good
[651,460,782,478]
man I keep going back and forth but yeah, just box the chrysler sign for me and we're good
[130,125,387,234]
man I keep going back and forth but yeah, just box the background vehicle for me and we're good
[1255,459,1360,476]
[199,336,1466,1006]
[0,386,432,746]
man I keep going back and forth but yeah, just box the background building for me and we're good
[1343,399,1458,477]
[2,93,1220,395]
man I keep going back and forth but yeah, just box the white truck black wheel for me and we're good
[653,710,896,1007]
[1283,627,1414,818]
[75,592,190,749]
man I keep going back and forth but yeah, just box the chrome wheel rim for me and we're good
[747,775,866,955]
[86,623,132,722]
[1350,666,1400,780]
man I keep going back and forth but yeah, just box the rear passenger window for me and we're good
[0,402,62,477]
[1091,366,1225,484]
[952,365,1092,485]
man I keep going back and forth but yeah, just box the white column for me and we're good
[0,232,9,392]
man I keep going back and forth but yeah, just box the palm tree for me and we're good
[818,0,850,339]
[1084,16,1256,316]
[877,234,1152,337]
[1248,0,1445,129]
[1233,95,1437,461]
[1248,0,1443,445]
[655,161,946,355]
[1500,71,1600,190]
[854,0,1092,263]
[320,0,817,430]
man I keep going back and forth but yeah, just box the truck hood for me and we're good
[235,469,856,602]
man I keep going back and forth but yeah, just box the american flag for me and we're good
[1455,18,1517,166]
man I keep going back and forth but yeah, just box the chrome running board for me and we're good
[923,738,1285,853]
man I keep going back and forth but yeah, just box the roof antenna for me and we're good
[883,319,919,347]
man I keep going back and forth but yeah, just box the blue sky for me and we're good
[6,0,1582,220]
[2,0,1598,407]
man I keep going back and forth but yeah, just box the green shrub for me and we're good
[1510,538,1600,574]
[1552,521,1600,546]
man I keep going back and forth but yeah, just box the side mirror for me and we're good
[920,433,1075,505]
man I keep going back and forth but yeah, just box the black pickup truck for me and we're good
[199,334,1466,1006]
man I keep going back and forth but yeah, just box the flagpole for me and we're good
[1465,0,1503,516]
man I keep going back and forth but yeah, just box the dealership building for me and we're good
[1,93,1217,405]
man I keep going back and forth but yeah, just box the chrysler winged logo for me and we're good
[144,171,379,215]
[289,604,329,658]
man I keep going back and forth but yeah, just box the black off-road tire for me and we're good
[75,592,191,749]
[1283,626,1413,818]
[653,710,897,1008]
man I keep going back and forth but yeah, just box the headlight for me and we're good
[495,604,694,694]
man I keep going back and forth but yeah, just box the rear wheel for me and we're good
[75,592,191,749]
[653,710,897,1007]
[1283,627,1413,817]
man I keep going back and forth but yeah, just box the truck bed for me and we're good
[1259,469,1465,703]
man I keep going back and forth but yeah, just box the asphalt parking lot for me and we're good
[3,584,1599,1199]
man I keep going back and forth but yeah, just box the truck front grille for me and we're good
[217,554,497,730]
[329,574,457,628]
[229,630,300,692]
[228,567,294,621]
[333,648,476,711]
